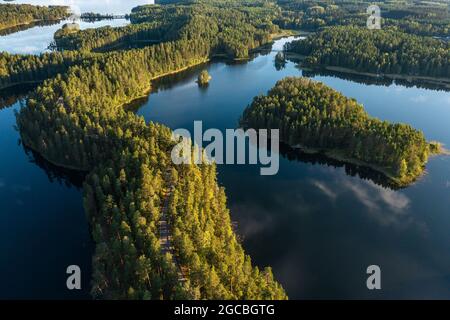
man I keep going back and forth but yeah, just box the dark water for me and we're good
[0,95,93,299]
[137,37,450,299]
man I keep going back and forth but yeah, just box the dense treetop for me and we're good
[286,26,450,78]
[53,1,279,58]
[241,77,438,186]
[0,4,70,31]
[274,0,449,37]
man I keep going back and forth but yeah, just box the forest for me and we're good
[241,77,440,186]
[0,3,70,31]
[13,0,287,300]
[53,1,279,59]
[0,51,91,89]
[274,0,449,37]
[286,26,450,78]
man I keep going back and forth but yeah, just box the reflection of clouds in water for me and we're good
[16,199,25,207]
[12,184,31,193]
[311,180,337,201]
[410,95,428,103]
[230,185,312,239]
[14,46,42,54]
[385,85,406,93]
[445,97,450,105]
[311,176,418,227]
[0,19,129,55]
[343,180,410,214]
[14,0,155,14]
[231,203,273,239]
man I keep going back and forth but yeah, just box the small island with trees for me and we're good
[197,70,211,86]
[241,77,444,187]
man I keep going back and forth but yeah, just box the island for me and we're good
[241,77,443,187]
[197,70,211,86]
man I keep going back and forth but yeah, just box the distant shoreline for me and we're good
[297,64,450,89]
[289,142,447,187]
[0,18,62,33]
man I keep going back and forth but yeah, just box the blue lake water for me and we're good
[0,19,130,55]
[1,2,449,298]
[0,99,92,299]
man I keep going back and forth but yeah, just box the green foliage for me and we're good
[287,26,450,78]
[53,1,279,59]
[0,3,69,31]
[241,77,432,185]
[0,51,90,89]
[274,0,449,37]
[197,70,211,85]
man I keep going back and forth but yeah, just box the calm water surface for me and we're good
[13,0,154,15]
[1,8,449,298]
[0,19,130,55]
[137,37,450,299]
[0,98,92,299]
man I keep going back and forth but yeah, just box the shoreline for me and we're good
[19,58,212,171]
[0,18,65,33]
[0,80,42,91]
[289,142,447,187]
[298,64,450,89]
[15,36,294,172]
[326,66,450,86]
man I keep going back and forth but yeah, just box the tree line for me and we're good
[53,1,279,59]
[286,26,450,78]
[241,77,439,186]
[0,3,70,31]
[274,0,449,37]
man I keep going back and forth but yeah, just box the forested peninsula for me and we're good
[286,26,450,79]
[4,0,448,300]
[241,77,442,186]
[10,1,287,300]
[0,3,70,31]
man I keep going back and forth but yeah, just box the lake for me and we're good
[0,0,156,54]
[0,94,93,299]
[1,3,449,299]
